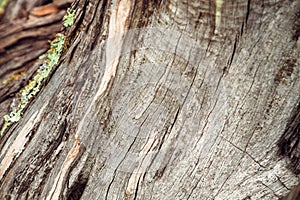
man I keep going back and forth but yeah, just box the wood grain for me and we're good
[0,0,299,199]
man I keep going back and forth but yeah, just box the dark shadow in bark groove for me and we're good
[67,176,88,200]
[277,101,300,175]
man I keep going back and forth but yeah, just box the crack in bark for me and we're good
[259,181,281,198]
[221,136,266,168]
[227,34,238,67]
[245,0,251,26]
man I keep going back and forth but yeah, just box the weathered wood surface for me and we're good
[0,0,299,199]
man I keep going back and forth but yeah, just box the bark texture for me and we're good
[0,0,299,199]
[0,0,72,126]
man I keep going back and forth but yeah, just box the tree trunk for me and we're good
[0,0,299,199]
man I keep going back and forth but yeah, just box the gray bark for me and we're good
[0,0,299,199]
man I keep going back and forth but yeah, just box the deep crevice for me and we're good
[66,149,93,200]
[67,176,88,200]
[227,34,238,67]
[245,0,251,25]
[277,101,300,175]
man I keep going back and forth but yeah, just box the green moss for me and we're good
[0,0,9,14]
[0,33,65,136]
[63,8,75,28]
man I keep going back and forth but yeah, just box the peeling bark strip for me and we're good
[46,0,132,198]
[46,138,81,200]
[0,102,47,180]
[95,0,132,99]
[76,0,132,134]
